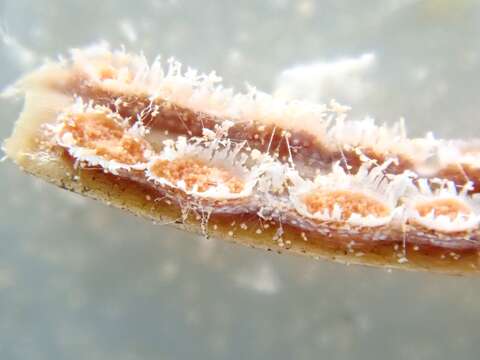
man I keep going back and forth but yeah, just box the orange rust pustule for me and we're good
[59,111,150,164]
[415,198,472,220]
[303,189,390,219]
[149,158,245,193]
[58,151,480,263]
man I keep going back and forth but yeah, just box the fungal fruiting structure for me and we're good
[4,46,480,274]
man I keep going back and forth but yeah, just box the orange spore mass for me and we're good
[150,158,245,193]
[416,198,472,220]
[60,112,149,164]
[303,189,389,219]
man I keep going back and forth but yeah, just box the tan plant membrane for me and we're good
[4,45,480,274]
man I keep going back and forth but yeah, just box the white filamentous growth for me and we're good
[436,139,480,170]
[289,160,412,227]
[50,99,152,174]
[406,179,480,233]
[67,45,440,165]
[145,123,259,200]
[41,46,480,235]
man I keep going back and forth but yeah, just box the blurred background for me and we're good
[1,1,480,359]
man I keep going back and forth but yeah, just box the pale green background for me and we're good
[1,1,480,359]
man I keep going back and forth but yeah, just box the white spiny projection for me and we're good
[288,159,411,228]
[4,45,480,274]
[406,179,480,233]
